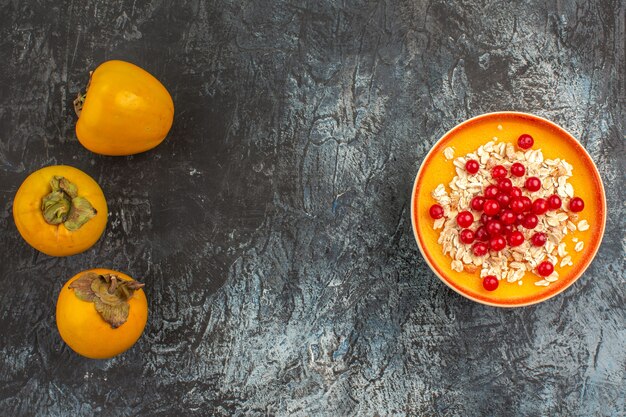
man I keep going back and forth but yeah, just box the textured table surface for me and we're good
[0,1,624,416]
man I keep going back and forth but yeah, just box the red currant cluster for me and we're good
[429,134,586,291]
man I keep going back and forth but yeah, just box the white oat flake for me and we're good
[451,260,464,272]
[443,147,455,160]
[559,256,573,268]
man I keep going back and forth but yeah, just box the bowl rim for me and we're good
[410,111,607,308]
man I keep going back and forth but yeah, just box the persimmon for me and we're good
[56,269,148,359]
[13,165,107,256]
[74,60,174,155]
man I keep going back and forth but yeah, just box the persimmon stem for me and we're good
[73,71,93,118]
[42,191,71,225]
[69,272,145,329]
[41,176,96,230]
[108,276,118,294]
[73,93,87,117]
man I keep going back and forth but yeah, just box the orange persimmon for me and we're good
[13,165,107,256]
[56,269,148,359]
[74,60,174,155]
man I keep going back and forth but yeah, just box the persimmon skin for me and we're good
[76,60,174,156]
[56,269,148,359]
[12,165,107,256]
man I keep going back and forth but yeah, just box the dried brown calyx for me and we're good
[73,71,93,117]
[69,272,145,328]
[41,176,96,231]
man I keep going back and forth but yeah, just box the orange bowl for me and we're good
[410,112,606,307]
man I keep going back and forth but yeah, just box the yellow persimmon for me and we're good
[13,165,107,256]
[56,269,148,359]
[74,60,175,156]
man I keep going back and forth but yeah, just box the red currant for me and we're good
[503,224,516,235]
[429,204,444,219]
[471,196,485,211]
[500,210,516,225]
[510,162,526,177]
[480,213,494,224]
[532,198,548,215]
[485,185,500,199]
[456,211,474,228]
[491,165,507,179]
[472,242,489,256]
[497,178,513,193]
[569,197,585,212]
[547,194,562,210]
[525,177,541,192]
[489,235,506,251]
[482,275,499,291]
[537,261,554,277]
[475,226,490,242]
[465,159,480,174]
[518,134,534,149]
[507,231,525,247]
[509,187,523,199]
[530,232,547,247]
[486,220,503,237]
[521,196,532,212]
[522,213,539,229]
[483,200,500,216]
[510,198,525,213]
[515,213,525,225]
[496,193,511,209]
[460,229,475,244]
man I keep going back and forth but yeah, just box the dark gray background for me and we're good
[0,0,624,416]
